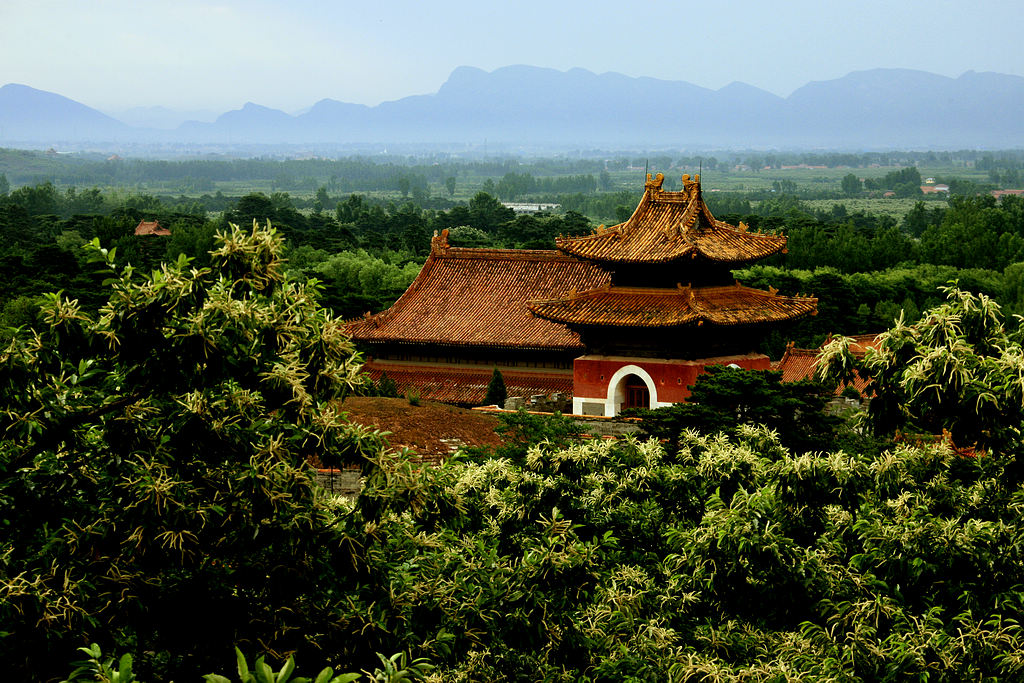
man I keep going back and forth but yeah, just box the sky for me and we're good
[3,0,1023,114]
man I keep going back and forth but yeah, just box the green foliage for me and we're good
[202,647,362,683]
[841,172,862,196]
[491,408,582,459]
[630,366,840,454]
[61,643,428,683]
[376,371,400,398]
[62,643,138,683]
[818,283,1024,453]
[0,221,387,679]
[483,368,507,407]
[347,424,1024,680]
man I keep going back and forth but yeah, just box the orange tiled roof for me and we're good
[363,360,573,405]
[844,333,882,356]
[555,173,787,265]
[529,284,817,328]
[347,232,608,351]
[775,346,823,384]
[134,220,170,236]
[775,336,881,395]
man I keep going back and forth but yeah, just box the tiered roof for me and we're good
[530,173,815,330]
[555,173,786,265]
[531,283,817,328]
[346,230,608,351]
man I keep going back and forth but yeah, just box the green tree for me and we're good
[483,368,507,406]
[444,176,456,197]
[0,222,384,679]
[841,172,862,196]
[630,366,839,453]
[819,283,1024,452]
[314,185,330,214]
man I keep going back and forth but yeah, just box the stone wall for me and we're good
[313,467,362,496]
[503,391,573,413]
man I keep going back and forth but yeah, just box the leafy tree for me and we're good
[819,283,1024,453]
[630,366,839,453]
[445,225,493,248]
[483,368,507,406]
[444,176,456,197]
[0,222,385,679]
[0,172,9,196]
[314,185,330,214]
[841,172,862,196]
[396,176,410,198]
[7,181,59,215]
[376,371,399,398]
[467,191,513,234]
[349,419,1024,680]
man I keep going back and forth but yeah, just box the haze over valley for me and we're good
[2,65,1024,153]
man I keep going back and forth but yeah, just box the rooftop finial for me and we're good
[430,228,450,253]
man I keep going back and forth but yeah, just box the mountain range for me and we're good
[2,65,1023,150]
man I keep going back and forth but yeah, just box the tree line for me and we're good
[3,177,1024,357]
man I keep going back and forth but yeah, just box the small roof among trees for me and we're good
[134,219,170,236]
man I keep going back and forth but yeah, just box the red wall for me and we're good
[574,354,771,404]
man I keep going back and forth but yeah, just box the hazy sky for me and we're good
[3,0,1022,113]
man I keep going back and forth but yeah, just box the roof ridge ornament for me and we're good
[645,172,665,192]
[430,228,450,254]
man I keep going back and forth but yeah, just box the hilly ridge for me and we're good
[2,66,1023,150]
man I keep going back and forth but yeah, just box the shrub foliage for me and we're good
[4,238,1024,680]
[0,222,386,678]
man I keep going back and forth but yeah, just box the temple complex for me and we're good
[347,173,817,414]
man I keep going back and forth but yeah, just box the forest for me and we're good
[3,150,1024,680]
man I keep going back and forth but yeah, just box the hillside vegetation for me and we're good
[2,222,1024,680]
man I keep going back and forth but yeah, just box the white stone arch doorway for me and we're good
[606,364,658,416]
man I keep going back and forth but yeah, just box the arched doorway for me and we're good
[606,365,657,415]
[622,374,650,410]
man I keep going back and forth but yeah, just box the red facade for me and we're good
[572,354,772,416]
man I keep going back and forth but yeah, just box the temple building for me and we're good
[347,173,817,414]
[345,235,608,404]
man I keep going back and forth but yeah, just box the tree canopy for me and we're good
[0,222,386,679]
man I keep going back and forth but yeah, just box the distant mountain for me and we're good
[106,105,218,130]
[3,66,1024,149]
[0,83,131,141]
